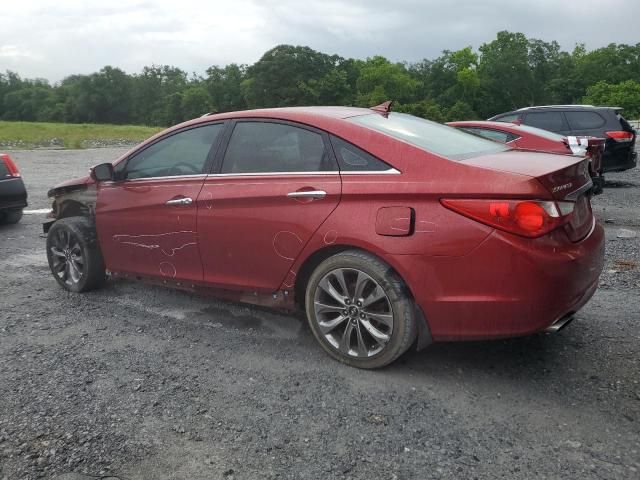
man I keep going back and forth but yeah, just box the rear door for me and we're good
[196,119,341,291]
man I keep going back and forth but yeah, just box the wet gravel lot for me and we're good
[1,147,639,480]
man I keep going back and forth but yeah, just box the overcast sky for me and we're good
[1,0,638,82]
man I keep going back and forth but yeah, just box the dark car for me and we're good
[43,106,603,369]
[0,153,27,224]
[488,105,636,174]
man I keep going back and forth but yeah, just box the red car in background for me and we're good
[43,107,604,368]
[448,121,606,192]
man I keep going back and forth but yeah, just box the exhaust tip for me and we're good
[544,313,575,333]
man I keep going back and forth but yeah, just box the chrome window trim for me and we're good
[206,168,400,178]
[100,168,402,183]
[340,168,401,175]
[101,174,208,185]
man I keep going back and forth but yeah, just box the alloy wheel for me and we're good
[313,267,394,358]
[49,229,84,286]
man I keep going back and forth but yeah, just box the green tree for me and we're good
[205,64,247,112]
[477,31,535,116]
[242,45,343,108]
[582,80,640,118]
[180,86,214,120]
[356,56,419,106]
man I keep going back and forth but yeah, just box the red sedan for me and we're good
[448,120,605,191]
[44,106,604,368]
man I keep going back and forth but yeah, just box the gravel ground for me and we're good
[0,148,639,480]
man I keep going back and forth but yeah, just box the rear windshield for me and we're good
[349,113,508,160]
[514,124,566,142]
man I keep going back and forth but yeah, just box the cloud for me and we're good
[1,0,638,82]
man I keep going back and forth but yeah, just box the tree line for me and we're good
[1,31,640,127]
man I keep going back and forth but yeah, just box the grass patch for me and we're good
[0,120,163,149]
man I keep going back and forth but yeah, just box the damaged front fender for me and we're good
[43,175,98,233]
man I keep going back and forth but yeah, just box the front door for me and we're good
[197,120,341,291]
[96,123,225,281]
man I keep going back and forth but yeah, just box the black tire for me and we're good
[305,250,417,369]
[593,175,605,195]
[46,217,106,293]
[1,208,23,224]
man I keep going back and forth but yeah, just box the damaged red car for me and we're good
[44,106,604,368]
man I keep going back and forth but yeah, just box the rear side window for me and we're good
[0,162,9,177]
[565,111,606,130]
[523,112,566,132]
[221,122,336,173]
[330,135,394,171]
[349,113,508,160]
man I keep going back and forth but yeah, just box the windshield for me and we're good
[349,113,509,160]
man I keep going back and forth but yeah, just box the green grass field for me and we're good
[0,121,163,149]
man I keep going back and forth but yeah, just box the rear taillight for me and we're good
[441,198,575,238]
[605,131,634,142]
[1,153,21,177]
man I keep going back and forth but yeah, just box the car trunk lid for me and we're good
[463,151,594,241]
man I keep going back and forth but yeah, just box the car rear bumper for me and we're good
[0,177,28,212]
[602,148,636,173]
[388,220,605,341]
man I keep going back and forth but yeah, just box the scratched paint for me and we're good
[159,261,177,278]
[272,231,303,261]
[323,230,338,245]
[203,191,214,210]
[113,231,197,257]
[390,217,410,232]
[415,221,436,233]
[283,269,297,288]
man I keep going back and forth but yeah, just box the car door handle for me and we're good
[166,197,193,206]
[287,190,326,200]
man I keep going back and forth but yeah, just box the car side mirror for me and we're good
[91,163,114,182]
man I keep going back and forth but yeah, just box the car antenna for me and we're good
[370,101,393,116]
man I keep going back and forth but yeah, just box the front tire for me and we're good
[46,217,106,292]
[305,250,417,369]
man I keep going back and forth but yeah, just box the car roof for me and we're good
[201,106,374,121]
[448,120,520,129]
[514,105,623,112]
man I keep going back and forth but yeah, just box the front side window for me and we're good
[125,124,223,179]
[349,113,508,161]
[523,112,566,132]
[221,122,335,173]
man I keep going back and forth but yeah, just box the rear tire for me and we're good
[593,175,605,195]
[46,217,106,292]
[1,208,23,224]
[305,250,417,369]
